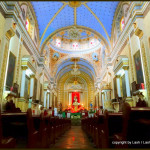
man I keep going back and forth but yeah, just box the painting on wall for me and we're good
[33,78,37,100]
[24,75,29,100]
[134,50,144,84]
[6,52,16,91]
[121,75,127,98]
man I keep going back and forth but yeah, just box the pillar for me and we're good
[123,66,131,97]
[47,92,50,109]
[69,93,71,105]
[20,66,28,97]
[29,75,35,98]
[104,91,107,101]
[54,95,56,108]
[50,92,52,107]
[116,75,121,97]
[99,91,102,106]
[44,90,47,108]
[102,92,105,109]
[96,94,98,110]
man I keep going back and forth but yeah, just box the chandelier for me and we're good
[71,58,80,85]
[71,60,80,75]
[68,26,81,40]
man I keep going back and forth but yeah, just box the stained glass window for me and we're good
[26,19,29,31]
[56,39,61,47]
[120,17,125,31]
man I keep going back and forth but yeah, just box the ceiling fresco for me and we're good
[31,1,119,46]
[31,1,119,81]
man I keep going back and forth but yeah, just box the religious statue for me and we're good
[73,95,80,112]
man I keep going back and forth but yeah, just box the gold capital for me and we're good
[116,75,120,78]
[123,66,129,70]
[135,27,143,38]
[30,74,35,78]
[5,28,15,40]
[21,66,28,70]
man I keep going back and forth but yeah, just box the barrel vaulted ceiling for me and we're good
[31,1,119,47]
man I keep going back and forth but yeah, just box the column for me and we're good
[104,91,107,101]
[44,90,47,108]
[20,66,28,98]
[99,91,102,106]
[123,67,131,97]
[69,93,71,105]
[96,95,98,110]
[54,95,56,108]
[47,92,50,109]
[50,92,52,107]
[29,75,35,98]
[102,92,105,109]
[116,75,121,97]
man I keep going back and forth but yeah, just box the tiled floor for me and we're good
[52,126,96,149]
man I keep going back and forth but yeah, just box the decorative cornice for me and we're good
[28,2,40,48]
[1,2,41,64]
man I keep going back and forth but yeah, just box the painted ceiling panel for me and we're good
[86,2,119,37]
[56,58,96,78]
[31,1,119,46]
[56,61,74,74]
[31,2,63,37]
[77,4,109,44]
[41,5,74,43]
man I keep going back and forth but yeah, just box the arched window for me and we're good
[120,17,125,32]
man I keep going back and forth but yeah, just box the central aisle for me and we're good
[52,126,95,149]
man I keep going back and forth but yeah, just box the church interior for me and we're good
[0,1,150,149]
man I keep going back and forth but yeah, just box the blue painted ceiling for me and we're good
[56,58,96,79]
[31,1,119,46]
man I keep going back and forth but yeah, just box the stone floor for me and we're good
[52,126,96,149]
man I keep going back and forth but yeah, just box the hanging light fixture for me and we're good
[102,67,111,91]
[71,58,80,85]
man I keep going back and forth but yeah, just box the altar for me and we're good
[70,113,81,119]
[70,113,81,126]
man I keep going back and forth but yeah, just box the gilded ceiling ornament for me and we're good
[69,1,81,8]
[68,26,81,40]
[92,52,99,62]
[52,52,59,61]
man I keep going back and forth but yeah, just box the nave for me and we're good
[1,102,150,149]
[52,126,94,149]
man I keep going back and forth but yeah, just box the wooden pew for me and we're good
[0,111,16,148]
[114,103,150,148]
